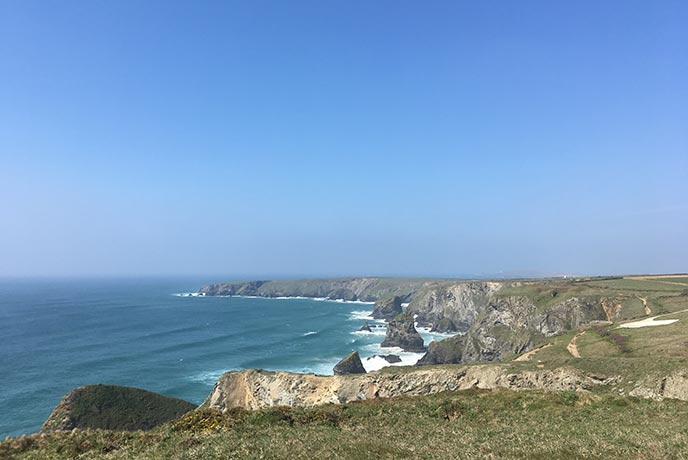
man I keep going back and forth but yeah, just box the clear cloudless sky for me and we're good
[0,1,686,278]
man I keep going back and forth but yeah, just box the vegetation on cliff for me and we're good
[40,385,196,433]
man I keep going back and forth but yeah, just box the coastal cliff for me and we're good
[417,295,608,365]
[198,277,639,367]
[203,366,615,411]
[407,281,502,332]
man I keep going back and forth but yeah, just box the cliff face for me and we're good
[371,296,403,320]
[204,367,615,412]
[407,282,502,332]
[418,295,608,365]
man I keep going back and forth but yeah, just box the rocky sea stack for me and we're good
[371,295,403,320]
[381,312,425,352]
[333,351,367,375]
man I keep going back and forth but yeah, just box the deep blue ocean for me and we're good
[0,278,449,438]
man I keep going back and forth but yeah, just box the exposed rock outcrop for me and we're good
[371,296,403,320]
[418,296,608,365]
[41,384,196,433]
[333,352,366,375]
[430,317,458,332]
[358,323,372,332]
[407,282,502,332]
[630,371,688,401]
[381,313,425,352]
[416,335,464,365]
[204,366,616,412]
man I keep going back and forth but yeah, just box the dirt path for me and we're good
[567,331,585,358]
[514,343,552,362]
[637,296,651,315]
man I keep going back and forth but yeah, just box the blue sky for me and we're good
[1,1,686,277]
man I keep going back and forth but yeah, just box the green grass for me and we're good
[40,385,197,433]
[588,279,686,292]
[4,389,688,460]
[649,277,688,285]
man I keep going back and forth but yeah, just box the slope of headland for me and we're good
[40,384,196,433]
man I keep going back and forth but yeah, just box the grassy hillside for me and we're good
[4,389,688,460]
[40,385,196,433]
[493,275,688,319]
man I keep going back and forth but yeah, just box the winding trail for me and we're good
[637,296,651,316]
[567,331,586,358]
[514,343,553,362]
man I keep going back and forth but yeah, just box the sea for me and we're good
[0,277,453,439]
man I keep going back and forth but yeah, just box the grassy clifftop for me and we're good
[4,389,688,459]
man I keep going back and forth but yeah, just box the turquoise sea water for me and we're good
[0,278,449,438]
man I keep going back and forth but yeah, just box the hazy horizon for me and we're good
[2,1,686,278]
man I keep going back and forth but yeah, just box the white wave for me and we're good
[228,295,374,304]
[361,347,425,372]
[351,329,387,336]
[281,357,341,376]
[302,331,319,336]
[173,292,202,297]
[188,368,237,384]
[349,310,375,321]
[416,324,460,344]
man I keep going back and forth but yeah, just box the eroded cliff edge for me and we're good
[203,366,615,411]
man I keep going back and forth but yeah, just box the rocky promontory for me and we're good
[198,277,434,302]
[40,384,196,433]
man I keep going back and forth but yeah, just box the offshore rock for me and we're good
[333,351,366,375]
[358,323,372,332]
[381,313,425,352]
